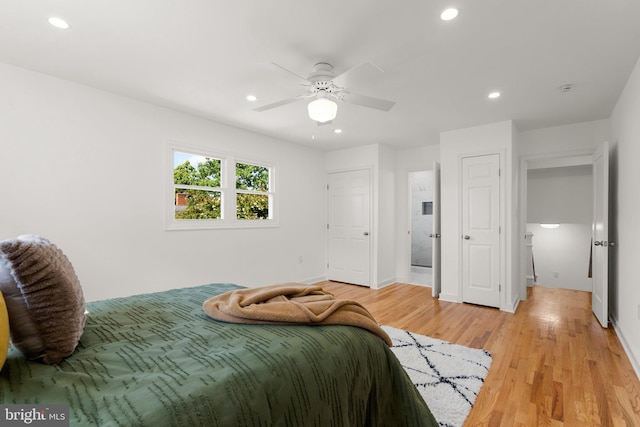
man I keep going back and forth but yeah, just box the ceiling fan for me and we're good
[254,61,396,124]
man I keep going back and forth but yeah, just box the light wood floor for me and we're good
[319,281,640,426]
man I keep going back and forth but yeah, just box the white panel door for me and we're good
[462,154,500,308]
[327,169,371,286]
[592,141,609,328]
[431,162,441,297]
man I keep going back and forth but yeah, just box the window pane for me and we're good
[236,162,269,191]
[236,194,269,220]
[174,151,221,187]
[175,189,221,219]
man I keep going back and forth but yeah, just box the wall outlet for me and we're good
[553,272,559,278]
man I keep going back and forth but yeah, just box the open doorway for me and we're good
[526,164,593,292]
[409,170,434,286]
[520,145,610,328]
[519,151,596,302]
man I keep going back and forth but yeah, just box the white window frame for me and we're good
[166,143,279,230]
[234,157,276,220]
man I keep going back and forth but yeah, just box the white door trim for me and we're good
[432,161,441,297]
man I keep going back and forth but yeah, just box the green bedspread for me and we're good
[1,283,437,426]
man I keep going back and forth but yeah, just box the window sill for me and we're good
[165,219,280,231]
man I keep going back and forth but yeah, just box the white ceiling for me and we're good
[2,1,640,151]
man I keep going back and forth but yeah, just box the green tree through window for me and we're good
[172,152,272,222]
[174,156,222,219]
[174,159,220,187]
[236,162,270,220]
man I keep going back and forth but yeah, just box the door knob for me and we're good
[463,235,470,240]
[363,232,369,236]
[594,241,602,246]
[609,241,616,247]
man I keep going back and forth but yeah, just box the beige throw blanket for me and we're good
[202,283,392,346]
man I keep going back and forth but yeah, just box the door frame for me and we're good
[458,150,505,308]
[517,148,597,302]
[432,161,441,297]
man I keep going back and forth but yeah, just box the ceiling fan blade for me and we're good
[332,60,384,85]
[268,62,310,83]
[254,96,303,112]
[342,92,396,112]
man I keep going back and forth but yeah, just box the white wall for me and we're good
[527,166,593,224]
[394,145,440,283]
[527,223,592,291]
[610,57,640,377]
[440,120,517,310]
[0,62,327,302]
[519,119,611,157]
[377,144,397,286]
[510,124,521,308]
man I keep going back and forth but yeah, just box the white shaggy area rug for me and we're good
[383,325,492,427]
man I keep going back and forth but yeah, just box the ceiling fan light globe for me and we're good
[308,98,337,123]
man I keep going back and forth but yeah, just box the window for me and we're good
[236,162,271,220]
[173,152,222,220]
[167,145,277,229]
[422,201,433,215]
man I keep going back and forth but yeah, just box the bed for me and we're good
[0,282,438,426]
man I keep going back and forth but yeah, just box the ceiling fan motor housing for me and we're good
[306,63,343,99]
[308,62,335,81]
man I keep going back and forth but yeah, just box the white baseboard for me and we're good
[373,278,396,289]
[396,275,409,284]
[301,275,327,285]
[438,293,459,303]
[502,297,519,313]
[407,282,432,289]
[610,314,640,381]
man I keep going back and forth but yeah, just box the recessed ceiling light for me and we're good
[440,8,459,21]
[488,92,501,99]
[48,17,70,29]
[246,95,257,102]
[333,129,342,134]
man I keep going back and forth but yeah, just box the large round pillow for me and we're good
[0,235,85,365]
